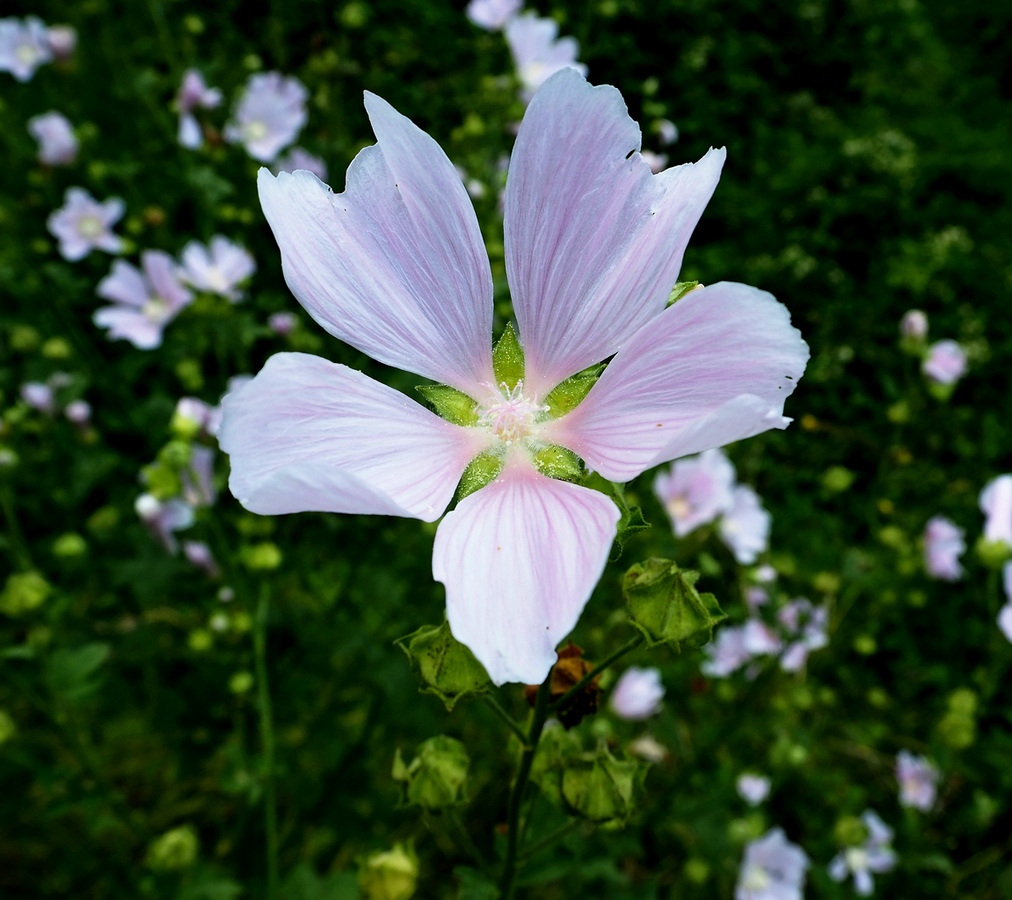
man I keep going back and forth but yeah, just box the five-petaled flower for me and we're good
[220,69,808,685]
[48,187,125,262]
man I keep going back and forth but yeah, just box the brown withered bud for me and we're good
[523,643,600,729]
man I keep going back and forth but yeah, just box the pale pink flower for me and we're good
[268,311,297,336]
[176,69,222,149]
[45,25,76,61]
[183,540,220,577]
[225,72,308,162]
[737,773,771,806]
[173,398,217,436]
[28,111,78,166]
[719,485,771,564]
[737,828,809,900]
[922,339,966,385]
[64,400,91,426]
[505,13,587,99]
[640,150,668,174]
[979,475,1012,547]
[923,515,964,580]
[21,382,55,414]
[0,17,53,82]
[778,598,828,672]
[275,146,328,181]
[656,118,679,145]
[180,236,255,302]
[220,70,808,685]
[743,618,783,655]
[94,251,193,349]
[895,750,938,811]
[609,666,664,720]
[828,810,897,896]
[998,562,1012,642]
[47,188,124,261]
[135,494,194,554]
[754,564,778,583]
[702,626,753,677]
[899,309,927,339]
[654,447,736,537]
[467,0,522,30]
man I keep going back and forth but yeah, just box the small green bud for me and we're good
[812,571,841,593]
[822,466,855,493]
[415,384,480,426]
[87,505,119,534]
[145,825,199,871]
[175,359,204,391]
[878,526,906,550]
[948,688,978,716]
[492,322,524,389]
[834,815,868,847]
[853,635,876,655]
[241,542,282,571]
[0,710,16,745]
[532,445,582,482]
[392,736,470,811]
[559,743,646,826]
[158,440,193,469]
[339,2,369,28]
[358,843,418,900]
[0,447,18,470]
[41,337,72,360]
[623,558,725,649]
[229,671,254,694]
[52,532,87,558]
[188,629,213,652]
[667,281,701,305]
[975,537,1012,569]
[728,813,766,844]
[183,14,204,33]
[141,463,182,500]
[0,571,51,616]
[684,858,710,884]
[886,400,910,423]
[395,620,490,710]
[9,325,40,352]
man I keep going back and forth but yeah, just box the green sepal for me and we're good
[457,452,503,501]
[543,363,603,418]
[392,735,470,811]
[528,723,583,807]
[558,742,647,827]
[532,445,583,483]
[395,620,491,710]
[666,280,701,306]
[623,558,725,649]
[416,384,480,426]
[583,474,649,560]
[492,322,524,389]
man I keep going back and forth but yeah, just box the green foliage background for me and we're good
[1,0,1011,897]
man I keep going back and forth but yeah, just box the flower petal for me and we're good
[432,462,620,685]
[257,93,494,394]
[504,68,725,395]
[219,352,487,521]
[541,282,809,482]
[97,260,148,308]
[93,307,163,349]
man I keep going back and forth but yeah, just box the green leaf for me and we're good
[666,280,700,305]
[45,642,111,703]
[454,866,501,900]
[416,384,480,426]
[395,620,491,710]
[282,864,359,900]
[542,363,603,417]
[622,559,726,649]
[492,322,524,388]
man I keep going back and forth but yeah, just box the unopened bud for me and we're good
[358,843,418,900]
[392,736,469,811]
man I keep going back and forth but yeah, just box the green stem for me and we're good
[549,634,645,713]
[517,819,582,863]
[254,585,279,900]
[0,485,32,569]
[447,809,491,873]
[499,676,552,900]
[483,694,530,747]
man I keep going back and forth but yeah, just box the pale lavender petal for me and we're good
[433,463,621,685]
[980,475,1012,546]
[720,485,771,565]
[142,250,192,311]
[609,666,664,720]
[998,602,1012,643]
[828,855,847,882]
[178,112,202,149]
[653,447,736,537]
[1005,561,1012,602]
[97,260,148,307]
[505,69,726,395]
[28,111,78,165]
[467,0,522,30]
[257,93,494,392]
[93,306,164,349]
[219,352,487,520]
[923,515,964,580]
[854,868,873,896]
[736,774,771,806]
[922,339,966,385]
[542,282,808,482]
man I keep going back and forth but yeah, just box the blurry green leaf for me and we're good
[283,864,359,900]
[45,643,111,703]
[454,866,500,900]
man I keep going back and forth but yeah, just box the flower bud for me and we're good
[559,743,646,826]
[145,825,199,871]
[358,843,418,900]
[395,620,490,710]
[0,571,51,616]
[623,558,725,649]
[975,537,1012,570]
[392,736,470,811]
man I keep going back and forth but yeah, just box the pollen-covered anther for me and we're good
[477,381,548,445]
